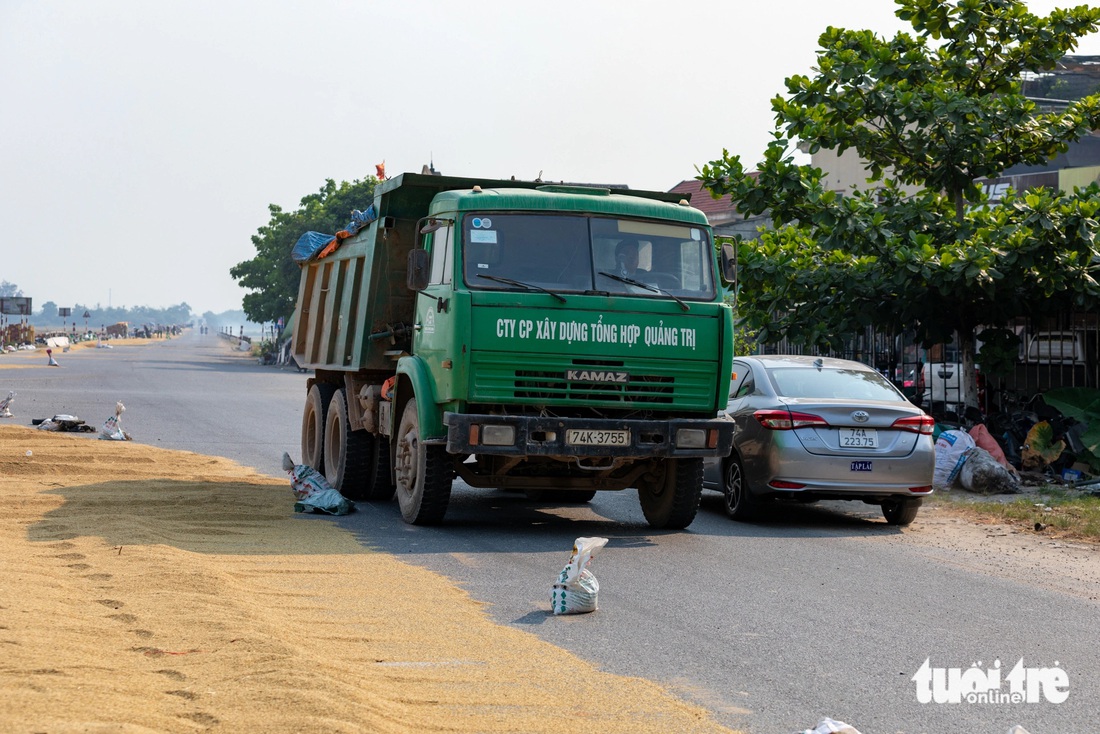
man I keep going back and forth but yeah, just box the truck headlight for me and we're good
[675,428,707,448]
[481,424,516,446]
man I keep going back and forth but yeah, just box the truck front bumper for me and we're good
[443,412,734,459]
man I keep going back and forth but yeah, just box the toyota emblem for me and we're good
[851,410,870,423]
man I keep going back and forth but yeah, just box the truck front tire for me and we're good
[395,398,453,525]
[638,458,704,529]
[301,383,337,472]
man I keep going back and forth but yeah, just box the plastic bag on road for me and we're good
[0,391,14,418]
[99,401,132,441]
[797,718,863,734]
[282,452,354,516]
[550,537,608,615]
[36,414,94,432]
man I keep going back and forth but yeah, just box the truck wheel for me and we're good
[368,437,396,501]
[323,388,374,499]
[301,383,337,472]
[395,398,453,525]
[882,498,922,526]
[638,458,703,529]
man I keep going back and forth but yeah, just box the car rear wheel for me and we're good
[722,455,759,521]
[882,498,922,526]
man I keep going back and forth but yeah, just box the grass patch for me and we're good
[931,487,1100,542]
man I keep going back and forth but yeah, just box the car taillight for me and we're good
[769,480,806,489]
[891,415,935,435]
[908,485,933,494]
[754,410,829,430]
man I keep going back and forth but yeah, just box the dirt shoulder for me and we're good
[895,493,1100,603]
[0,425,740,734]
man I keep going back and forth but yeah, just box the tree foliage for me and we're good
[699,0,1100,402]
[30,302,193,329]
[231,177,379,324]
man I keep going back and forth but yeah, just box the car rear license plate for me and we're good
[851,461,873,472]
[840,428,878,448]
[566,429,630,447]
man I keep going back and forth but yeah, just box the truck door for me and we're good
[413,223,458,400]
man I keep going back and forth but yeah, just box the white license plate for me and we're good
[840,428,878,448]
[566,429,630,447]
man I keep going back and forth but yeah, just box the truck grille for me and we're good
[471,353,717,411]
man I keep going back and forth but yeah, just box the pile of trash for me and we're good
[933,390,1097,493]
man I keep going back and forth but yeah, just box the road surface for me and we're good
[4,330,1097,734]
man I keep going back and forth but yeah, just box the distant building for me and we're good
[667,178,771,239]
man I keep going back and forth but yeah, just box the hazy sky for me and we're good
[3,1,1098,315]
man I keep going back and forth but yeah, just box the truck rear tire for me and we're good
[301,383,337,472]
[368,437,396,501]
[395,398,453,525]
[638,458,703,529]
[323,388,374,500]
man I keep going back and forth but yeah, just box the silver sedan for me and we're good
[703,355,936,525]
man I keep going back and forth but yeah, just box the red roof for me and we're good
[667,179,740,222]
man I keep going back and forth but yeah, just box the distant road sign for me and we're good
[0,297,32,315]
[59,307,72,317]
[83,310,91,319]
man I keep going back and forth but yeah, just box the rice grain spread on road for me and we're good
[0,425,742,733]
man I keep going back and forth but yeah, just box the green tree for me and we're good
[699,0,1100,407]
[231,177,379,324]
[0,281,21,298]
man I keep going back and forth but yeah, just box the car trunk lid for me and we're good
[778,399,922,457]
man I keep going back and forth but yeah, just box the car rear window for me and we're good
[767,367,907,402]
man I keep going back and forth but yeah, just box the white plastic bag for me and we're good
[282,452,354,515]
[0,391,15,418]
[933,429,974,490]
[550,537,609,615]
[798,719,863,734]
[99,401,131,441]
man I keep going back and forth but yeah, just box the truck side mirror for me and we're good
[720,242,737,284]
[407,249,430,291]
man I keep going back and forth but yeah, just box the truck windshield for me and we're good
[462,213,716,301]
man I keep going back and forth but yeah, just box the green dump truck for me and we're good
[293,172,736,528]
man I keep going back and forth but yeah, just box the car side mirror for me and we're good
[407,249,430,291]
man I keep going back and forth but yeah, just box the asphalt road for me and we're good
[5,331,1098,734]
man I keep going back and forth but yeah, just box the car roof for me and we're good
[734,354,878,372]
